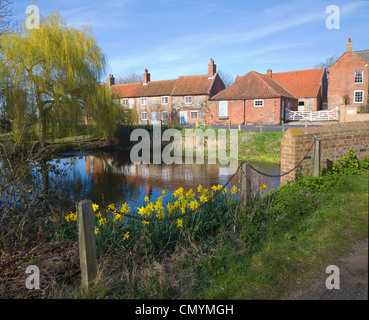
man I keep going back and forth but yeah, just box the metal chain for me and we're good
[249,139,316,178]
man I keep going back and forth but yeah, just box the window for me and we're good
[161,96,169,104]
[354,70,363,84]
[141,97,147,105]
[141,112,148,120]
[162,111,169,120]
[121,98,128,106]
[185,96,192,104]
[354,91,364,103]
[219,101,228,117]
[190,111,198,120]
[254,100,264,107]
[298,101,305,106]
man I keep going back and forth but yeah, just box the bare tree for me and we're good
[0,0,13,35]
[314,55,338,71]
[217,69,235,88]
[116,71,143,84]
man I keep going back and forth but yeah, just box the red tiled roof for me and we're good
[171,75,215,95]
[111,83,142,98]
[134,79,177,97]
[267,68,323,98]
[212,71,297,100]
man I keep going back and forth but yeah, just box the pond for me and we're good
[51,150,281,212]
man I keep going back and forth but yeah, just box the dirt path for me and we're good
[289,239,368,300]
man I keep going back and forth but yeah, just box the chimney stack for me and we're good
[108,74,115,86]
[267,69,272,78]
[208,58,216,78]
[143,69,150,85]
[346,38,352,52]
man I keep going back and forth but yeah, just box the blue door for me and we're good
[151,112,157,125]
[180,111,187,125]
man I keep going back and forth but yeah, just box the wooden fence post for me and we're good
[229,120,231,130]
[238,124,241,131]
[78,200,97,293]
[259,121,263,132]
[281,120,285,132]
[240,163,251,207]
[313,140,321,177]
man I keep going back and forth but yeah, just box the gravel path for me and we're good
[289,239,368,300]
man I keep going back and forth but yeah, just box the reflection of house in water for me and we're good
[84,152,280,195]
[85,153,229,194]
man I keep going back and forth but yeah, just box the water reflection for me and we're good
[52,151,281,212]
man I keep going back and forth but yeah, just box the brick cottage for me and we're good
[108,59,225,125]
[206,71,298,125]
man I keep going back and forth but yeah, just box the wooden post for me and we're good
[78,200,97,293]
[281,120,285,132]
[229,120,231,130]
[240,163,251,207]
[238,124,241,131]
[313,140,321,177]
[259,121,263,132]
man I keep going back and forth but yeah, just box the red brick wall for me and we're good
[328,52,369,108]
[280,122,369,184]
[206,97,297,125]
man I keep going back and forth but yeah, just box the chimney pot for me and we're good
[143,69,150,84]
[108,74,115,86]
[208,59,216,78]
[346,38,352,52]
[267,69,272,78]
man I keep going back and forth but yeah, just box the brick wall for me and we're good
[280,122,369,184]
[339,105,369,122]
[206,97,297,125]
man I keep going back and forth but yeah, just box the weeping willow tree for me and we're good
[0,12,125,143]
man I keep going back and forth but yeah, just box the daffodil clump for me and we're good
[61,182,242,252]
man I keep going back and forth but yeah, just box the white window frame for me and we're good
[354,90,364,103]
[354,70,363,84]
[219,101,228,117]
[141,112,148,120]
[141,97,147,105]
[162,111,169,120]
[161,96,169,104]
[254,99,264,107]
[185,96,192,104]
[190,111,198,120]
[121,98,128,106]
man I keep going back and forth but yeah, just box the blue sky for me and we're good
[13,0,369,82]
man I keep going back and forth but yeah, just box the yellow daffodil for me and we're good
[107,204,116,212]
[142,220,149,226]
[95,227,99,234]
[95,212,102,219]
[177,218,183,228]
[162,190,167,197]
[200,194,208,203]
[123,231,130,240]
[197,184,203,193]
[259,183,267,191]
[98,218,107,226]
[173,187,184,198]
[144,196,150,202]
[230,185,238,195]
[92,203,99,212]
[120,202,131,214]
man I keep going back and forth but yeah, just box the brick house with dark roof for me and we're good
[328,38,369,109]
[206,71,298,125]
[108,59,225,125]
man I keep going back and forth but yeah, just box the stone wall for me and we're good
[280,122,369,184]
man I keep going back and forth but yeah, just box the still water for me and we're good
[53,150,281,211]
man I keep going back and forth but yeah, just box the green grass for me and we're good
[196,172,368,299]
[238,131,284,163]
